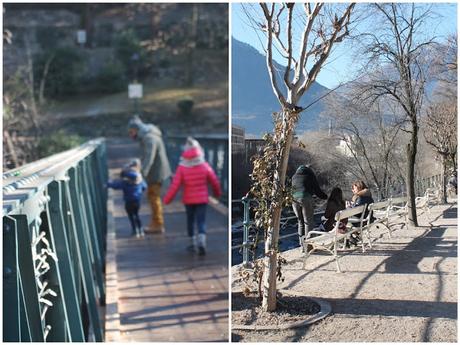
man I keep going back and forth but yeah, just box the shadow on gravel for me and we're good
[443,206,457,219]
[384,227,450,274]
[349,225,455,300]
[326,297,457,319]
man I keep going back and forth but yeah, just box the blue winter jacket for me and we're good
[107,171,147,203]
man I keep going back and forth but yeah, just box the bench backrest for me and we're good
[334,204,366,222]
[369,200,390,211]
[391,196,407,206]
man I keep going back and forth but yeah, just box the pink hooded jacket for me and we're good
[163,146,221,205]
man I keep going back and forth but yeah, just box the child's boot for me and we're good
[187,235,197,252]
[197,234,206,256]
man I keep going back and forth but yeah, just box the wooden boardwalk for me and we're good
[105,137,229,342]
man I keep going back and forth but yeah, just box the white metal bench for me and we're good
[419,186,443,217]
[389,193,433,226]
[301,204,368,272]
[368,200,393,238]
[388,196,408,228]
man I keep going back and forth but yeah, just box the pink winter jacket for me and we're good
[163,148,222,205]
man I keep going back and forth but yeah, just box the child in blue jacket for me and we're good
[108,159,147,237]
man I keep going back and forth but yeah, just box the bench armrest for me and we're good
[305,231,328,239]
[347,217,361,222]
[390,205,406,210]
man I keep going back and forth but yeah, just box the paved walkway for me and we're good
[105,137,229,342]
[232,203,457,342]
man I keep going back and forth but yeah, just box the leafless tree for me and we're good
[355,3,436,227]
[431,34,457,99]
[423,101,457,202]
[3,26,42,169]
[322,91,405,199]
[247,2,355,312]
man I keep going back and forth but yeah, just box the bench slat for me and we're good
[334,204,366,221]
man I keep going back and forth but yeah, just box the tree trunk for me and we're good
[24,36,40,136]
[406,121,418,227]
[38,53,55,106]
[440,155,447,203]
[262,109,295,312]
[3,130,19,168]
[185,4,198,86]
[82,4,93,48]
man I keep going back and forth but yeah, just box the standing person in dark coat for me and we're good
[291,165,328,245]
[128,116,172,234]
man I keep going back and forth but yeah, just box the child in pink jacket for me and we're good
[163,137,221,255]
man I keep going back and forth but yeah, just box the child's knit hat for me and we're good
[184,137,201,151]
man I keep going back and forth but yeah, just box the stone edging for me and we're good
[104,191,121,341]
[232,295,331,331]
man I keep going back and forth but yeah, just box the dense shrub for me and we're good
[177,97,194,115]
[35,46,84,98]
[114,29,147,80]
[36,130,84,159]
[92,60,126,93]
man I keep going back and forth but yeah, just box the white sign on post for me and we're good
[128,84,143,99]
[77,30,87,45]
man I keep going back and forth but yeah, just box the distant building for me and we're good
[245,138,265,162]
[336,135,354,157]
[232,125,245,153]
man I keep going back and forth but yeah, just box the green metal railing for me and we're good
[3,138,107,342]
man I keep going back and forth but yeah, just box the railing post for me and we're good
[47,180,85,341]
[3,216,20,341]
[15,214,44,342]
[38,208,68,342]
[77,161,105,305]
[67,168,103,342]
[223,140,229,200]
[242,196,250,267]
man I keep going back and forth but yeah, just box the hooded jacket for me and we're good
[108,170,147,203]
[163,145,221,205]
[133,119,172,184]
[291,165,327,200]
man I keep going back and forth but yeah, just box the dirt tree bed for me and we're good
[232,291,321,328]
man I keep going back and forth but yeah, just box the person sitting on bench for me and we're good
[323,187,347,233]
[347,180,374,245]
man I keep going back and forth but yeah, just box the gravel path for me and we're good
[232,203,457,342]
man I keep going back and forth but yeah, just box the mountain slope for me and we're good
[232,38,330,136]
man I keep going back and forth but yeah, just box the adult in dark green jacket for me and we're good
[128,116,171,233]
[291,165,327,245]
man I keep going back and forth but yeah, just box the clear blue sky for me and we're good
[232,2,457,89]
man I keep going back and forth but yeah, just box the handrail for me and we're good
[232,197,325,266]
[3,138,107,342]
